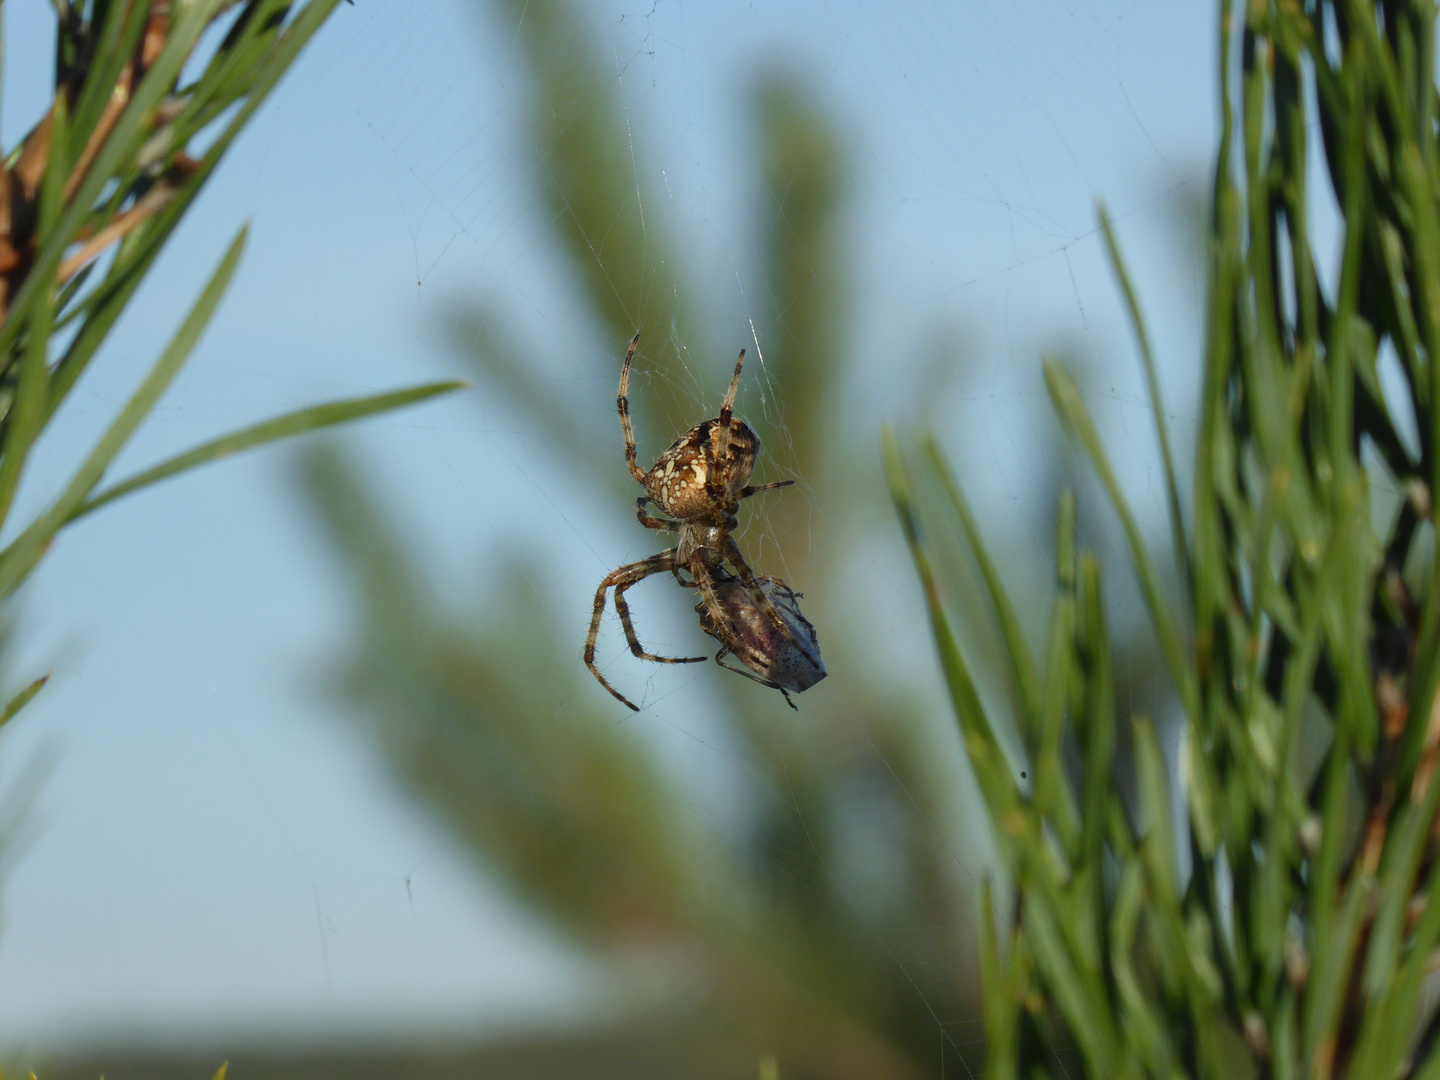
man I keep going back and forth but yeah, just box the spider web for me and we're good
[0,0,1218,1075]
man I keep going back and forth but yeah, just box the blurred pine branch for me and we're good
[888,0,1440,1076]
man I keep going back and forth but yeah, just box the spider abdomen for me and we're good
[645,418,759,518]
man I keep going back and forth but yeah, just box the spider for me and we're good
[584,334,813,710]
[694,570,825,709]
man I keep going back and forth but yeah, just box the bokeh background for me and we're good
[0,0,1215,1075]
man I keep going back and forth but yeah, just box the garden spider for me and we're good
[584,335,821,710]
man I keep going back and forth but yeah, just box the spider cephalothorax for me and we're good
[585,335,822,711]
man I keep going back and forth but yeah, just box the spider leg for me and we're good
[693,557,755,664]
[585,549,679,711]
[617,334,647,485]
[613,572,707,666]
[739,480,794,499]
[717,347,745,428]
[635,496,679,532]
[711,646,799,710]
[719,535,823,671]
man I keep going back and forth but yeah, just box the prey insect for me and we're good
[694,570,825,709]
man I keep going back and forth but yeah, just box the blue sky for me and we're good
[0,0,1214,1053]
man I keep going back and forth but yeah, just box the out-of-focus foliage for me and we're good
[44,1023,756,1080]
[10,1060,226,1080]
[890,0,1440,1076]
[0,0,458,732]
[294,0,1018,1073]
